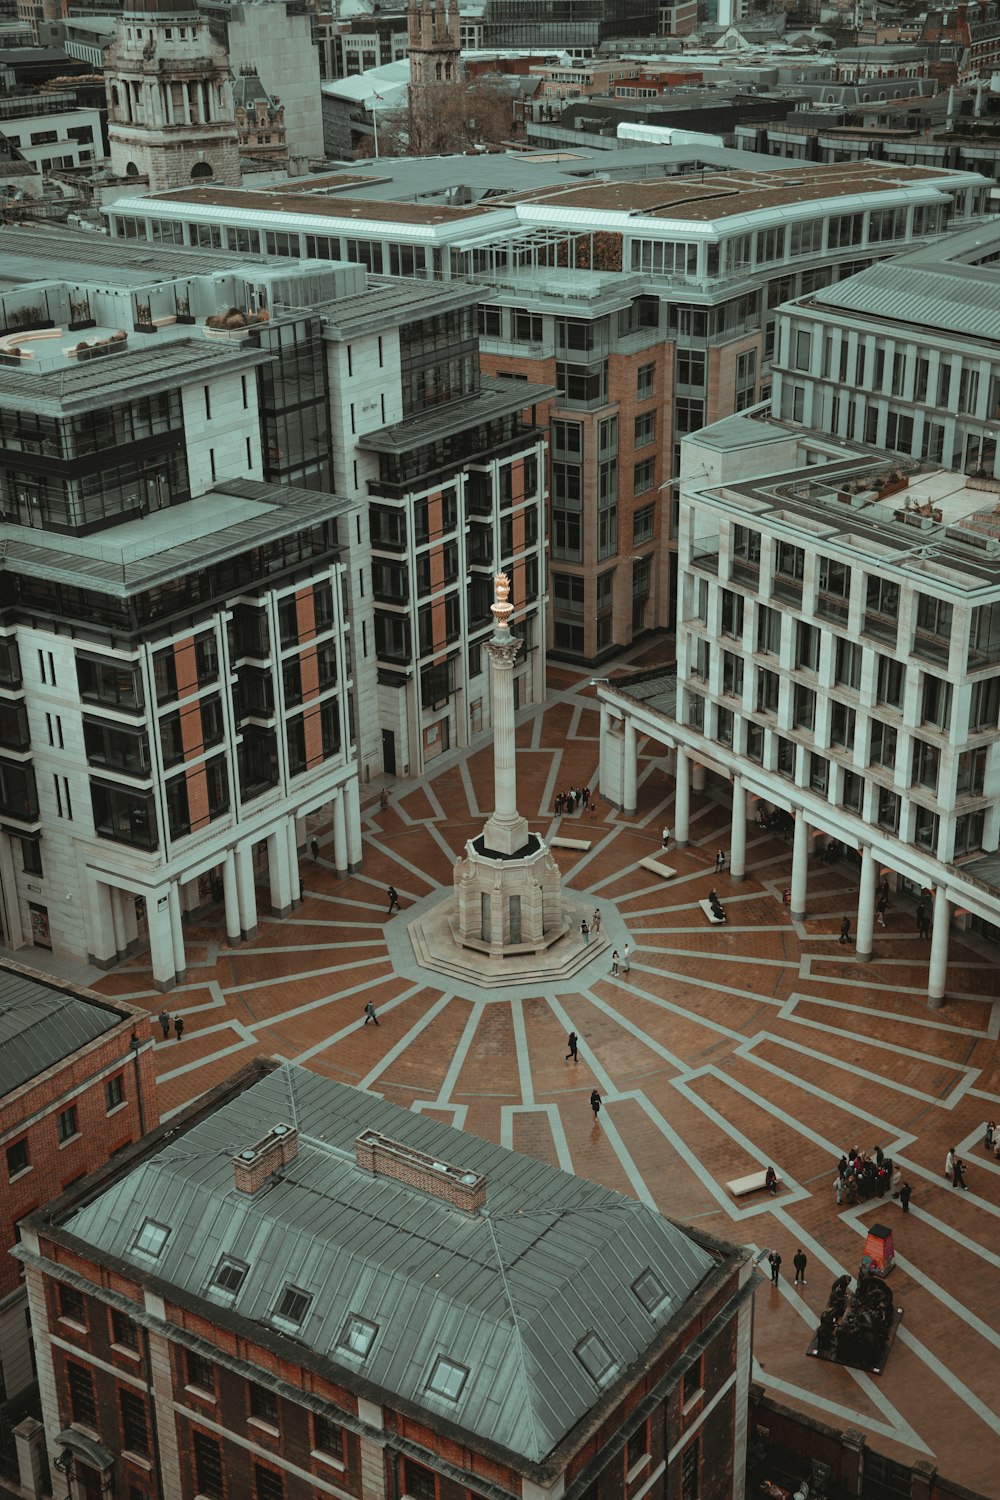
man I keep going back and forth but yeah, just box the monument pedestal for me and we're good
[452,834,567,956]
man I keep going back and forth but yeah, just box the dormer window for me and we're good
[632,1268,671,1316]
[426,1356,468,1400]
[273,1285,312,1328]
[133,1219,170,1258]
[574,1332,618,1387]
[337,1315,377,1358]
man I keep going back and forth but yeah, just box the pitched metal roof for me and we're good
[810,259,1000,340]
[64,1065,716,1464]
[0,966,122,1097]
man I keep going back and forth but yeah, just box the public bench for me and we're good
[639,857,677,879]
[551,836,592,851]
[699,899,727,924]
[726,1170,782,1197]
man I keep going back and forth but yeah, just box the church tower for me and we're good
[407,0,462,91]
[103,0,240,190]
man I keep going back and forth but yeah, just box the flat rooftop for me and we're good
[0,223,277,287]
[153,184,500,226]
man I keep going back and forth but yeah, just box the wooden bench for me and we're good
[640,857,677,879]
[726,1170,782,1197]
[551,836,592,851]
[699,899,727,925]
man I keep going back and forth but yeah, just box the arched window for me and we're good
[125,161,140,178]
[435,61,442,80]
[191,161,214,179]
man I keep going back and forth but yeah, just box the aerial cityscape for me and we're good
[0,1,999,1499]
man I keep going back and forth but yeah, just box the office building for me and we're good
[598,405,1000,1003]
[0,960,157,1423]
[105,156,993,659]
[19,1058,755,1500]
[480,0,658,53]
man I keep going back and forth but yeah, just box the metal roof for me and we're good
[0,223,274,285]
[358,375,555,453]
[0,965,122,1097]
[806,259,1000,341]
[64,1065,716,1465]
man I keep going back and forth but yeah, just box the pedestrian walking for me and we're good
[945,1146,955,1181]
[875,1144,885,1169]
[621,943,631,973]
[158,1009,171,1040]
[834,1173,843,1205]
[174,1015,185,1041]
[793,1249,807,1286]
[581,918,590,945]
[899,1181,912,1213]
[379,787,389,811]
[590,1089,602,1120]
[309,836,320,861]
[662,826,671,851]
[386,885,400,914]
[768,1250,782,1285]
[765,1164,778,1196]
[879,878,890,906]
[839,916,851,945]
[916,902,930,939]
[876,894,888,927]
[363,1000,379,1026]
[715,848,726,875]
[611,949,620,977]
[565,1031,578,1063]
[953,1154,968,1190]
[591,908,602,935]
[582,786,590,809]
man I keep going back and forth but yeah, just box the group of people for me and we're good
[707,888,727,923]
[157,1009,185,1041]
[834,1145,911,1209]
[985,1120,1000,1160]
[555,787,591,814]
[945,1146,969,1190]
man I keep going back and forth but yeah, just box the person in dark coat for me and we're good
[768,1251,782,1285]
[952,1155,968,1190]
[158,1009,171,1040]
[590,1089,602,1119]
[899,1181,912,1213]
[793,1249,807,1286]
[386,885,400,914]
[916,903,930,939]
[765,1165,778,1196]
[565,1031,578,1063]
[839,916,851,944]
[174,1015,185,1040]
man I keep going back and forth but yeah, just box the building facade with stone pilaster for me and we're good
[18,1058,755,1500]
[598,407,1000,1004]
[103,0,240,189]
[0,243,363,986]
[0,961,157,1421]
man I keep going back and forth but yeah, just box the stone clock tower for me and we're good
[103,0,240,190]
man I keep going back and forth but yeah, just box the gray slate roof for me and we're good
[64,1065,715,1464]
[0,966,121,1097]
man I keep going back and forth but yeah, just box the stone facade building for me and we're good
[103,0,240,189]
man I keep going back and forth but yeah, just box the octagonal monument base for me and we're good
[407,889,609,989]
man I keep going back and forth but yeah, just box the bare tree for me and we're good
[373,73,516,157]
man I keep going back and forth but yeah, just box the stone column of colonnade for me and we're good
[623,717,638,816]
[928,885,951,1009]
[855,846,877,961]
[673,745,690,846]
[729,775,746,880]
[790,813,809,921]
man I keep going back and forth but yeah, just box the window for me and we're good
[796,622,819,672]
[338,1315,377,1358]
[57,1106,79,1144]
[627,1422,648,1473]
[404,1461,437,1500]
[921,675,952,729]
[723,652,744,698]
[793,685,815,730]
[735,348,757,411]
[841,769,863,813]
[254,1466,283,1500]
[969,676,1000,731]
[637,362,655,398]
[757,605,780,655]
[111,1310,138,1351]
[186,1349,215,1393]
[634,411,655,448]
[274,1286,311,1327]
[427,1356,468,1400]
[721,591,744,639]
[746,723,764,762]
[574,1332,617,1386]
[133,1219,169,1258]
[6,1138,29,1179]
[67,1361,96,1426]
[681,1439,700,1500]
[120,1389,149,1455]
[830,702,856,748]
[632,1268,669,1314]
[212,1259,247,1297]
[756,668,779,714]
[250,1383,279,1426]
[877,787,900,833]
[954,810,985,855]
[193,1433,224,1499]
[105,1074,125,1112]
[633,505,654,545]
[810,753,829,793]
[870,722,897,770]
[312,1415,343,1459]
[59,1284,85,1323]
[716,706,734,745]
[835,639,862,691]
[633,458,655,496]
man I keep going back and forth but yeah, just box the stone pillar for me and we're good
[345,777,363,870]
[840,1428,866,1496]
[88,879,118,968]
[268,825,293,917]
[622,717,638,815]
[148,894,176,991]
[856,846,876,960]
[0,832,24,947]
[332,791,349,875]
[14,1417,46,1499]
[168,884,186,982]
[691,761,706,792]
[790,813,808,921]
[674,745,690,847]
[482,572,530,854]
[730,775,746,879]
[222,849,241,944]
[235,842,258,940]
[928,885,950,1008]
[286,819,301,906]
[110,885,127,957]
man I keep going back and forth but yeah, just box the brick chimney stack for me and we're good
[233,1123,298,1193]
[355,1131,486,1212]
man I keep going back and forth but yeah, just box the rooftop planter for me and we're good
[203,306,270,341]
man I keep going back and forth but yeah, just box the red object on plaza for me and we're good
[861,1223,895,1277]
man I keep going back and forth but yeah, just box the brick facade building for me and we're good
[19,1059,756,1500]
[0,959,157,1415]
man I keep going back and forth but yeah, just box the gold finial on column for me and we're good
[491,571,513,633]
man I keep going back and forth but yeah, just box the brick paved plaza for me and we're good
[94,665,1000,1494]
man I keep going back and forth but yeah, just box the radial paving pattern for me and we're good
[95,666,1000,1493]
